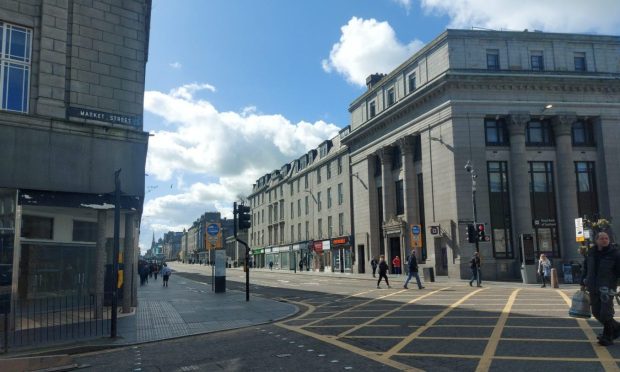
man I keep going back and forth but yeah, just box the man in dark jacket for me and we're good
[469,252,482,287]
[581,232,620,346]
[376,255,391,289]
[403,250,424,289]
[370,257,378,278]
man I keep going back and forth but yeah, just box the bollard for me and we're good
[551,268,559,288]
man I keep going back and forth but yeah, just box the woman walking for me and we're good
[538,254,552,288]
[377,255,391,289]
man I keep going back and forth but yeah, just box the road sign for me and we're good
[410,224,422,248]
[412,225,421,235]
[429,225,440,236]
[575,218,584,242]
[207,223,220,236]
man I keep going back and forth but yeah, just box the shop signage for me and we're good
[575,218,585,242]
[68,106,141,126]
[293,244,301,251]
[251,248,264,254]
[533,218,556,228]
[313,241,323,252]
[331,236,349,245]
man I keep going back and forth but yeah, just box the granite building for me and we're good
[0,0,151,309]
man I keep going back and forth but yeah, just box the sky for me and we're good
[139,0,620,252]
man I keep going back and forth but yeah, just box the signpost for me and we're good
[410,224,422,248]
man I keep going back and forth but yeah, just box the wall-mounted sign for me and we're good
[68,107,142,127]
[533,218,556,228]
[410,224,422,248]
[331,236,349,245]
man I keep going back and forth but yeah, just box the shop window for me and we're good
[21,215,53,239]
[72,220,97,242]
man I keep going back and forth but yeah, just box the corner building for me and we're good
[345,29,620,280]
[0,0,151,306]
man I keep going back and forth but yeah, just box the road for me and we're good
[75,266,620,371]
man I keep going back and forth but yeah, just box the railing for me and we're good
[0,293,112,352]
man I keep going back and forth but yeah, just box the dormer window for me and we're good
[487,49,499,70]
[387,88,395,107]
[408,73,416,93]
[369,101,376,118]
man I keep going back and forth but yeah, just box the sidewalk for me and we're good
[1,271,297,358]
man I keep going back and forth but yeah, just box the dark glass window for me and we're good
[392,146,402,170]
[337,156,342,174]
[413,135,422,162]
[395,180,404,215]
[417,173,426,260]
[369,101,376,118]
[21,215,53,239]
[487,162,513,258]
[529,161,560,258]
[485,118,509,145]
[575,162,598,219]
[572,120,595,146]
[526,120,554,146]
[316,167,321,184]
[1,23,32,113]
[408,73,416,93]
[531,54,544,71]
[374,155,382,176]
[574,52,586,72]
[387,88,395,106]
[487,50,499,70]
[72,220,97,242]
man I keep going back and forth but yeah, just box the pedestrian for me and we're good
[138,263,146,286]
[299,259,303,272]
[377,255,391,289]
[538,254,551,288]
[404,250,424,289]
[469,252,482,287]
[269,261,273,270]
[161,263,172,287]
[581,232,620,346]
[148,263,153,279]
[370,257,378,278]
[153,263,159,281]
[392,256,401,275]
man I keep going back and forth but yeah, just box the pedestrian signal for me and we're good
[467,224,477,243]
[237,204,251,230]
[476,223,486,242]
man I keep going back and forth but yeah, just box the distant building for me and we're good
[163,231,183,260]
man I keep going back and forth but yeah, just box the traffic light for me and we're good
[237,204,251,230]
[467,224,477,243]
[476,223,486,242]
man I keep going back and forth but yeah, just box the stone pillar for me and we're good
[552,113,579,259]
[366,155,381,261]
[399,136,418,225]
[378,147,395,264]
[508,112,534,245]
[95,210,107,318]
[123,213,135,313]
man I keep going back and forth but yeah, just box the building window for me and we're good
[575,162,598,219]
[317,218,323,238]
[316,167,321,184]
[485,118,509,145]
[338,183,343,205]
[291,225,294,242]
[395,180,404,215]
[274,202,278,221]
[574,52,586,72]
[526,120,554,146]
[328,216,333,237]
[408,73,416,93]
[305,196,309,215]
[297,199,301,217]
[369,101,376,118]
[22,215,53,239]
[529,161,560,257]
[1,22,32,113]
[387,88,395,106]
[530,51,544,71]
[327,162,332,179]
[327,188,332,208]
[304,174,308,189]
[487,162,513,258]
[338,213,344,236]
[486,49,499,70]
[413,135,422,162]
[290,183,293,196]
[337,156,342,174]
[392,146,402,170]
[305,221,309,240]
[297,179,300,193]
[279,202,284,221]
[268,190,271,202]
[280,185,283,197]
[374,155,382,176]
[317,191,322,212]
[290,202,294,220]
[72,220,97,242]
[572,120,595,146]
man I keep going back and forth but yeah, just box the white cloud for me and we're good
[420,0,620,34]
[170,82,216,100]
[169,61,182,69]
[322,17,424,87]
[392,0,412,13]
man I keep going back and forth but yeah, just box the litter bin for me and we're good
[422,267,435,282]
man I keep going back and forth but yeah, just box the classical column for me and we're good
[398,136,418,226]
[552,113,579,258]
[366,154,382,260]
[123,213,135,312]
[95,210,107,318]
[508,112,534,243]
[377,146,395,221]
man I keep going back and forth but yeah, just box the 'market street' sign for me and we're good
[68,107,142,127]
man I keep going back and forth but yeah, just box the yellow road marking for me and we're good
[396,353,620,362]
[382,287,486,360]
[557,289,620,372]
[336,287,451,338]
[475,288,519,372]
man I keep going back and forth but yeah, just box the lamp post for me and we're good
[465,161,479,253]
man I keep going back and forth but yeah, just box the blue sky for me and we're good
[140,0,619,252]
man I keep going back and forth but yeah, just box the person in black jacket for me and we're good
[469,252,482,287]
[403,250,424,289]
[581,232,620,346]
[377,255,391,289]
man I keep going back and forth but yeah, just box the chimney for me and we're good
[366,73,385,89]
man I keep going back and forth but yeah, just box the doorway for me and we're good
[389,237,400,274]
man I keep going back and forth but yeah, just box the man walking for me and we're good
[161,263,172,287]
[377,255,391,289]
[581,232,620,346]
[469,252,482,287]
[403,250,424,289]
[370,257,378,278]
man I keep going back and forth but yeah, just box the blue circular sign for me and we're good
[207,223,220,236]
[412,225,421,235]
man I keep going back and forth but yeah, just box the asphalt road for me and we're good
[75,268,620,371]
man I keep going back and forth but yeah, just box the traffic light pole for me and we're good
[466,161,479,253]
[233,202,251,302]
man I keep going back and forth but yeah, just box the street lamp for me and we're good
[465,161,479,253]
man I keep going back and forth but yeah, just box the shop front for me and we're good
[331,236,353,273]
[312,240,332,272]
[250,248,264,268]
